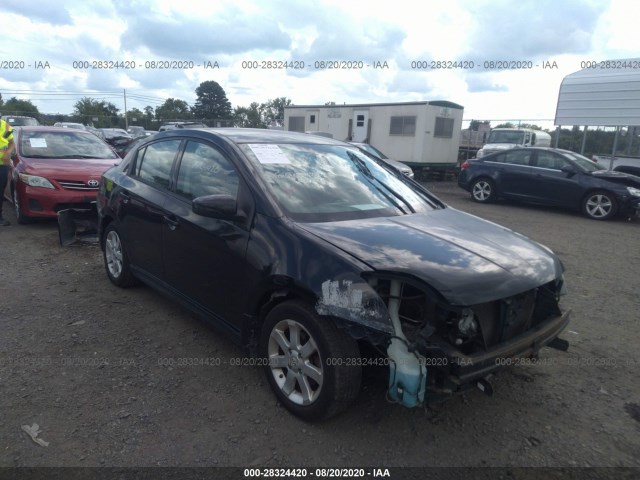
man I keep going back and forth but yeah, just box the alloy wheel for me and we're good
[585,194,613,219]
[105,230,124,279]
[472,180,493,201]
[267,319,324,406]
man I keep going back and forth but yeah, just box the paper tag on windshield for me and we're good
[29,138,47,148]
[248,144,290,164]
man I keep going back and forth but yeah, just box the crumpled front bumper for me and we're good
[434,308,571,387]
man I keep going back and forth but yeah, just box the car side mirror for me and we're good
[561,165,576,175]
[192,194,238,219]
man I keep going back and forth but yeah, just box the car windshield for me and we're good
[241,143,438,222]
[487,130,525,144]
[19,130,119,159]
[560,151,606,172]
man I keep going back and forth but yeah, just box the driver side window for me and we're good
[175,141,239,201]
[536,152,566,170]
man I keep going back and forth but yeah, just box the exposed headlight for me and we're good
[19,173,55,189]
[626,186,640,197]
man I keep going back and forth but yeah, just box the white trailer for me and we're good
[284,101,464,171]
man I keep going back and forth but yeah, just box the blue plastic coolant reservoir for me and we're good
[387,338,427,408]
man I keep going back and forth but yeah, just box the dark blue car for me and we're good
[458,147,640,220]
[97,129,570,420]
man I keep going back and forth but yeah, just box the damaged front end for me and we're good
[319,273,570,409]
[372,274,570,405]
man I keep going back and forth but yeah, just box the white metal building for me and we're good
[284,101,464,168]
[554,60,640,166]
[555,60,640,127]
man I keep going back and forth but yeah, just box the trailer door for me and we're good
[352,110,369,142]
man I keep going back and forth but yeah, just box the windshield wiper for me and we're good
[346,152,409,214]
[63,154,109,159]
[347,152,419,213]
[373,177,416,214]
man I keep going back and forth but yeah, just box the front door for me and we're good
[161,140,251,328]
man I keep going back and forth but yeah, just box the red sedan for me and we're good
[5,126,119,224]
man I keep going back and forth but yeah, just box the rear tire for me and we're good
[470,178,496,203]
[103,223,138,287]
[259,301,361,421]
[582,191,617,220]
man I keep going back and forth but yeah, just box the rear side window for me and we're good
[490,150,531,166]
[505,150,532,166]
[175,141,239,200]
[134,139,181,190]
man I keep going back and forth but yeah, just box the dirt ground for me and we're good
[1,180,639,475]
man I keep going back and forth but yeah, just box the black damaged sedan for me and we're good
[98,129,570,420]
[458,147,640,220]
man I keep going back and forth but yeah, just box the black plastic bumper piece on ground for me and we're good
[57,206,99,246]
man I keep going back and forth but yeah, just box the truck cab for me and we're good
[477,128,551,158]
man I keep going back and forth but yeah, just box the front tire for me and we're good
[582,191,617,220]
[260,301,361,421]
[103,223,138,287]
[13,187,31,225]
[470,178,496,203]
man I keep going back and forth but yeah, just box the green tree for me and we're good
[73,97,119,126]
[3,97,40,118]
[155,98,191,122]
[143,105,154,120]
[192,80,232,121]
[261,97,292,127]
[126,107,144,124]
[233,102,266,128]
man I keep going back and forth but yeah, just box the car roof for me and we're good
[159,128,348,146]
[481,147,578,156]
[16,126,94,134]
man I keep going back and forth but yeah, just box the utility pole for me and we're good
[123,89,128,129]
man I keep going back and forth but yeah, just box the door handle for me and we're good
[163,215,179,230]
[119,192,130,204]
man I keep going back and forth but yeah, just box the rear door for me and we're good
[161,139,252,329]
[483,149,534,197]
[119,139,182,280]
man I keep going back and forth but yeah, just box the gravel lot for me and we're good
[1,180,639,475]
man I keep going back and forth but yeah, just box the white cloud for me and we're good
[0,0,626,124]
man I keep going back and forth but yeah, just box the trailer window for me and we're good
[390,116,416,136]
[434,117,454,138]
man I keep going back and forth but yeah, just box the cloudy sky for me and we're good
[0,0,637,126]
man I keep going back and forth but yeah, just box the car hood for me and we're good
[19,158,119,177]
[591,170,640,187]
[300,208,562,306]
[482,143,520,151]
